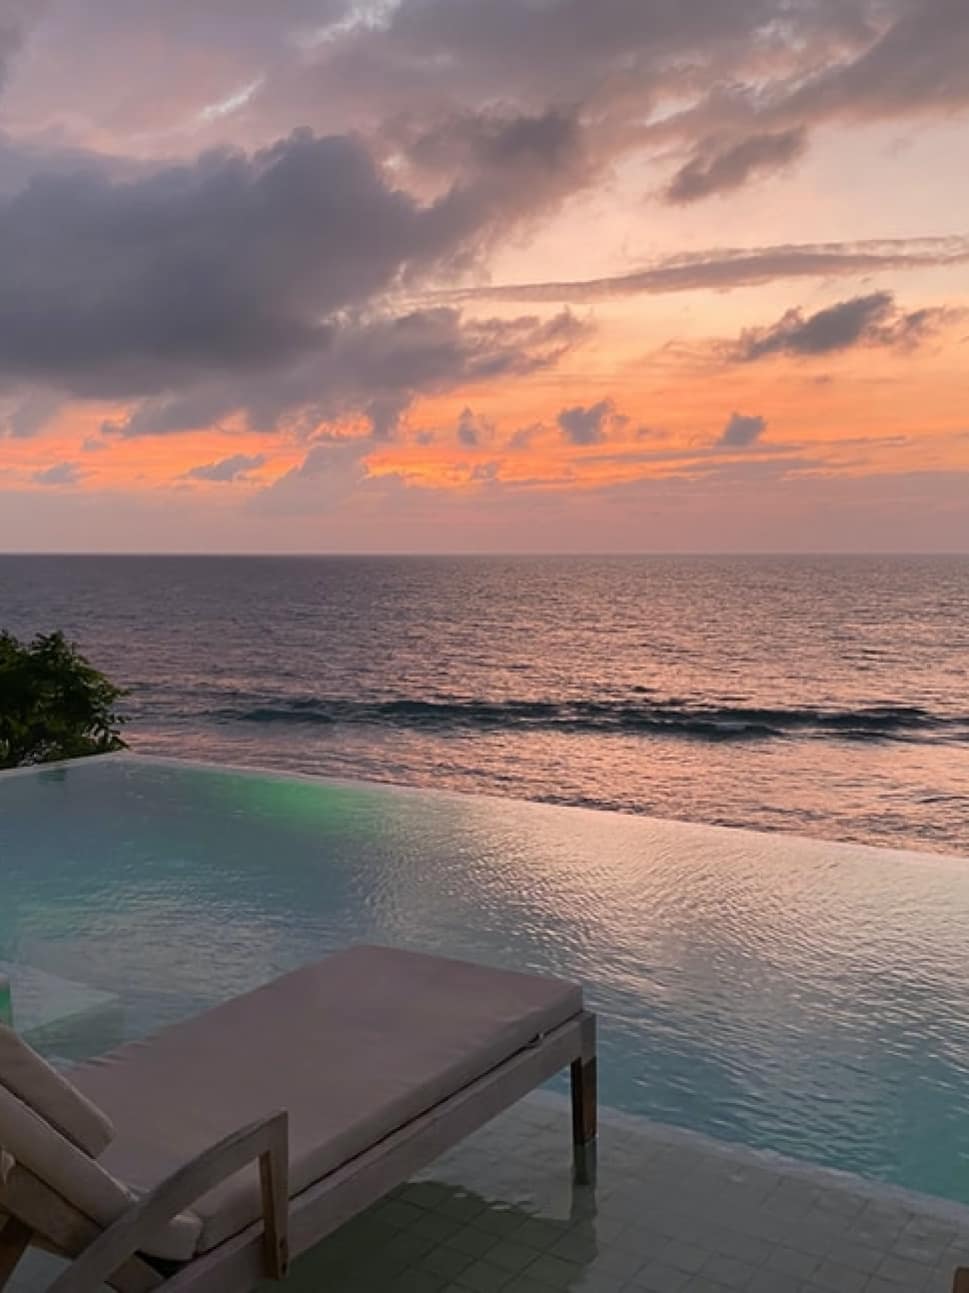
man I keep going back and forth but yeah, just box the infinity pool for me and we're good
[2,754,969,1203]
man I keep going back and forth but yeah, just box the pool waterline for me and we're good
[2,752,969,1205]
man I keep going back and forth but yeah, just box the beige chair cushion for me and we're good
[0,1023,113,1157]
[71,945,582,1253]
[0,1083,201,1262]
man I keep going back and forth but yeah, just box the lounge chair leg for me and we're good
[571,1014,597,1186]
[258,1117,290,1280]
[0,1217,32,1290]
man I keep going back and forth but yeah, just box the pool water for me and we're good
[2,754,969,1203]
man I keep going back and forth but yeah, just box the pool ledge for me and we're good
[12,1094,969,1292]
[583,1093,969,1231]
[8,749,965,867]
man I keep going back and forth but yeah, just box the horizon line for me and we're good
[1,550,967,560]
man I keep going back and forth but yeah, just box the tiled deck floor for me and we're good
[11,1096,969,1293]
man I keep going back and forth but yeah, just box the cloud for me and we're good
[0,117,591,444]
[507,423,543,450]
[250,437,368,515]
[0,0,872,146]
[0,1,350,147]
[103,306,586,441]
[0,130,475,399]
[717,412,767,448]
[245,0,969,209]
[184,453,266,482]
[0,124,587,419]
[408,107,580,173]
[646,1,969,202]
[456,407,494,448]
[730,292,958,361]
[32,460,81,486]
[395,106,592,218]
[0,0,41,91]
[8,0,969,217]
[0,388,61,438]
[457,408,479,447]
[780,0,969,126]
[0,1,868,220]
[249,0,805,139]
[666,128,807,204]
[470,461,500,484]
[438,237,969,304]
[558,399,617,446]
[364,392,411,442]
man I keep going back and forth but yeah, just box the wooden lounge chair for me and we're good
[0,945,597,1292]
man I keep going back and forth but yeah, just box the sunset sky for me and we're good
[0,0,967,552]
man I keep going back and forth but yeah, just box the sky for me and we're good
[0,0,967,552]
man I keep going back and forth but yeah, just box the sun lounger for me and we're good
[0,945,597,1291]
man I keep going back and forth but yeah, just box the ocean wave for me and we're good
[209,696,968,744]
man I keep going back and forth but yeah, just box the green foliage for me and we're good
[0,631,126,769]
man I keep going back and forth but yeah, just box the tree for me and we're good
[0,631,126,769]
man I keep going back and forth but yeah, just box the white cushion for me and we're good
[0,1023,113,1156]
[72,945,582,1252]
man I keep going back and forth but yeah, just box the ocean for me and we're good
[2,554,967,855]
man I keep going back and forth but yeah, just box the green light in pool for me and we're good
[190,766,396,834]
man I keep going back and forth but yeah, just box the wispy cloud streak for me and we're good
[435,237,969,304]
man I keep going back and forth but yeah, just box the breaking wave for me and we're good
[209,696,968,744]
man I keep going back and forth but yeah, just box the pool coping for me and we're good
[5,750,964,870]
[530,1091,969,1230]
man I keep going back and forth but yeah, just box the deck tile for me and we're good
[9,1095,969,1292]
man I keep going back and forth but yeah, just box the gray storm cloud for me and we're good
[0,120,588,437]
[666,128,808,204]
[100,307,586,441]
[730,293,956,361]
[0,131,465,398]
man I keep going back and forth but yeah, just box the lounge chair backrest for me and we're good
[0,1083,132,1230]
[0,1021,129,1245]
[0,1023,114,1156]
[0,1029,203,1265]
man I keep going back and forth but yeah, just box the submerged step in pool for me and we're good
[2,753,969,1204]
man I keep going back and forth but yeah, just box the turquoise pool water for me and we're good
[2,754,969,1203]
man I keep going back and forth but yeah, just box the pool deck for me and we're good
[10,1095,969,1293]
